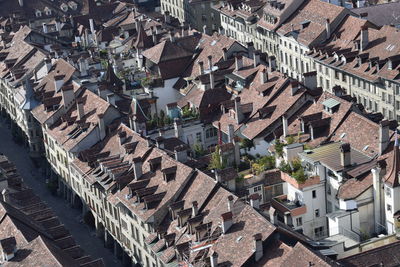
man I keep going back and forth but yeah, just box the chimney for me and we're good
[291,81,300,96]
[325,19,331,40]
[132,157,143,180]
[107,93,115,106]
[282,114,289,137]
[210,252,218,267]
[54,75,64,92]
[235,55,243,71]
[250,194,260,209]
[18,0,23,7]
[269,206,276,224]
[89,19,95,34]
[42,23,48,33]
[174,118,184,141]
[203,25,207,34]
[303,71,317,89]
[198,61,204,75]
[361,26,368,51]
[151,27,157,44]
[234,97,244,124]
[169,30,175,42]
[44,58,52,74]
[78,58,88,77]
[268,56,276,70]
[247,42,255,58]
[371,166,382,233]
[208,55,213,71]
[118,131,127,148]
[209,71,215,89]
[227,124,234,143]
[227,195,234,211]
[222,47,228,61]
[61,85,74,112]
[192,201,198,217]
[55,20,61,32]
[260,69,268,84]
[98,113,106,140]
[221,211,233,234]
[254,233,263,262]
[1,188,9,203]
[174,145,188,163]
[340,143,351,167]
[155,136,164,149]
[77,99,84,120]
[253,51,260,67]
[379,120,390,155]
[218,26,224,35]
[164,11,171,24]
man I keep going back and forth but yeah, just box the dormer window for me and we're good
[322,98,340,114]
[44,7,52,16]
[162,166,177,182]
[68,1,78,10]
[60,3,68,12]
[149,157,162,172]
[35,10,42,17]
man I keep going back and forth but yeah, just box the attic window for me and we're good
[300,20,311,29]
[60,3,68,11]
[35,10,42,17]
[363,145,369,151]
[149,157,162,172]
[322,98,340,113]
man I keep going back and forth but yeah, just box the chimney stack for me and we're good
[169,30,175,42]
[254,233,263,262]
[107,93,115,106]
[151,26,157,44]
[326,19,331,40]
[235,55,243,71]
[221,211,233,234]
[118,131,127,148]
[54,75,64,92]
[250,194,260,209]
[379,120,390,155]
[208,55,213,71]
[18,0,23,7]
[340,143,351,167]
[174,118,184,141]
[227,195,234,211]
[210,252,218,267]
[98,113,106,140]
[282,113,289,137]
[303,71,317,89]
[132,157,143,180]
[222,47,228,61]
[227,124,234,143]
[209,71,215,89]
[253,51,260,67]
[198,61,204,75]
[174,145,188,163]
[234,97,244,124]
[1,189,10,203]
[61,85,74,112]
[260,69,268,84]
[361,25,369,51]
[77,99,84,120]
[192,201,198,217]
[164,11,171,24]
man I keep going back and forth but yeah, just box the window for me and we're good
[206,128,218,138]
[386,187,392,197]
[315,209,320,217]
[296,217,303,226]
[314,226,324,238]
[254,185,262,192]
[387,204,392,212]
[196,132,202,143]
[312,190,316,199]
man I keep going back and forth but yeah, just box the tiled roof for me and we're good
[277,0,346,46]
[280,242,336,266]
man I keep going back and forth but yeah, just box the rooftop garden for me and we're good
[279,158,307,184]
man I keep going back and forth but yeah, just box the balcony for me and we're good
[271,194,307,226]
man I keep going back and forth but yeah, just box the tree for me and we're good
[240,138,254,151]
[208,146,227,170]
[193,143,206,158]
[275,139,285,157]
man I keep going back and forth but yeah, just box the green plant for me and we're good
[181,106,198,119]
[208,146,227,170]
[240,138,254,151]
[275,139,285,157]
[286,135,295,145]
[140,76,154,88]
[279,158,307,184]
[193,143,206,158]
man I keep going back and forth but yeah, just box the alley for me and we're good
[0,119,121,267]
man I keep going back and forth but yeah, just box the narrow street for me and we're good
[0,119,121,267]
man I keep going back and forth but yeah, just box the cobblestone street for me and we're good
[0,119,121,267]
